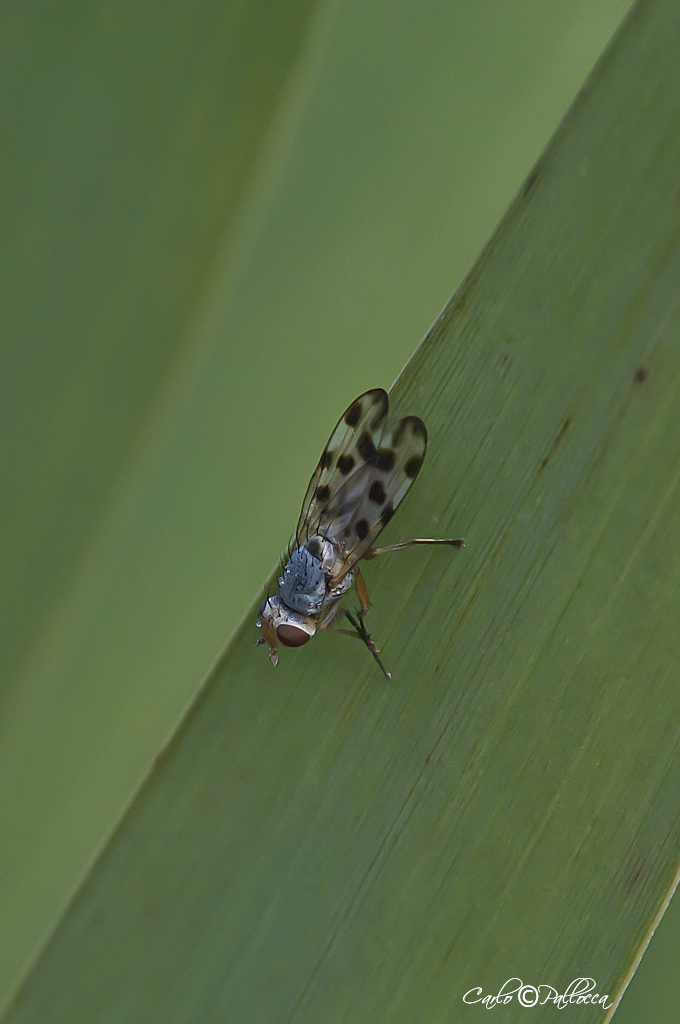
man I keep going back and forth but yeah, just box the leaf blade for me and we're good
[6,1,680,1022]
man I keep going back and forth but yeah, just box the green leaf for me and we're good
[6,0,680,1021]
[0,0,321,688]
[0,0,323,995]
[0,0,635,1007]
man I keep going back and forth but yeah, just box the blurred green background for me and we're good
[3,0,675,1016]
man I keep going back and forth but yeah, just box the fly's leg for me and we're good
[339,608,391,680]
[363,537,464,559]
[355,565,371,614]
[340,539,464,676]
[319,565,370,631]
[318,601,344,631]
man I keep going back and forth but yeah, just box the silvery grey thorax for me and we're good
[279,535,353,615]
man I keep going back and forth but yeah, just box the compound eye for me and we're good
[257,598,268,618]
[276,624,311,648]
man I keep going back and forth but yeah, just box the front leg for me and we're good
[319,566,370,629]
[318,599,345,630]
[354,565,371,614]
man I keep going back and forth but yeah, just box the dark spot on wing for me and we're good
[369,480,386,504]
[320,449,334,469]
[393,416,427,445]
[370,405,387,429]
[404,456,423,478]
[305,537,322,559]
[634,366,648,383]
[315,485,331,503]
[376,448,395,471]
[355,518,369,540]
[344,400,363,427]
[337,453,355,475]
[357,431,378,464]
[380,502,394,526]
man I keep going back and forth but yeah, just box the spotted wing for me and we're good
[319,414,427,579]
[296,388,389,546]
[298,390,428,582]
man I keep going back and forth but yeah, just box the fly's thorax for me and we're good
[256,596,316,666]
[278,535,336,614]
[327,569,355,602]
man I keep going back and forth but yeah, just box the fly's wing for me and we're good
[298,389,428,581]
[320,414,427,580]
[296,388,389,546]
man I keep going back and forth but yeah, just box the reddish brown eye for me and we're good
[276,624,311,647]
[257,598,268,618]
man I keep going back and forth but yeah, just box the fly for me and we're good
[256,388,463,677]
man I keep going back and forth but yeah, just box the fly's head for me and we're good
[256,595,316,667]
